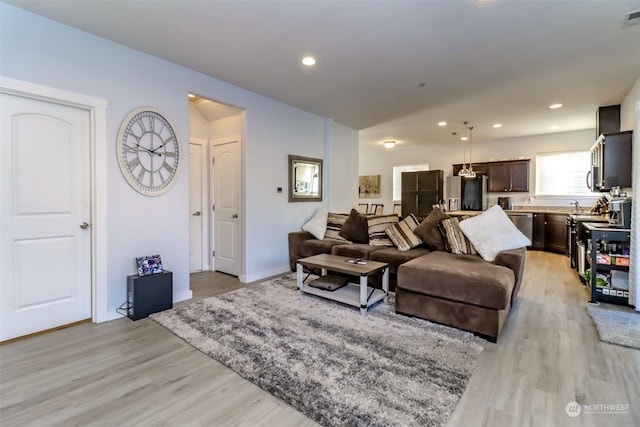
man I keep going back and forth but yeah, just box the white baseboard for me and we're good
[174,289,193,303]
[100,289,193,323]
[240,264,291,284]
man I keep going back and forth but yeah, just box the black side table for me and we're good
[127,270,173,320]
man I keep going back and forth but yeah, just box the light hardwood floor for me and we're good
[1,252,638,426]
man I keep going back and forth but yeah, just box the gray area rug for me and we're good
[586,304,640,350]
[151,274,485,427]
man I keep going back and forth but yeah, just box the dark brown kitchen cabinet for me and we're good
[596,104,621,138]
[401,170,443,218]
[451,160,530,192]
[589,131,633,191]
[488,163,509,192]
[544,214,568,254]
[531,213,568,254]
[532,213,546,250]
[488,160,530,192]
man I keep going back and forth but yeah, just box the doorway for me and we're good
[188,95,244,277]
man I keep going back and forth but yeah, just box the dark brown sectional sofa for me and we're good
[288,209,527,341]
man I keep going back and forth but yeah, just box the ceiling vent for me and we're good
[622,9,640,28]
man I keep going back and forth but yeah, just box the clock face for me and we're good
[117,107,181,196]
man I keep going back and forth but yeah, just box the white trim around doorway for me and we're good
[0,76,109,323]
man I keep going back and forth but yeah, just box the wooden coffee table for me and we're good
[296,253,389,315]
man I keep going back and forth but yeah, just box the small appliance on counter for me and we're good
[497,196,512,210]
[447,197,459,212]
[608,197,632,228]
[591,195,609,214]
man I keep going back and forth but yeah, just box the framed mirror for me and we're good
[289,155,323,202]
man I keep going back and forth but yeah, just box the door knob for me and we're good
[80,222,89,230]
[232,214,238,218]
[193,211,201,216]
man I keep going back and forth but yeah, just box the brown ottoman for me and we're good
[396,251,516,341]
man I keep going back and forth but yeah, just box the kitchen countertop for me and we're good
[448,209,576,216]
[447,207,609,220]
[568,213,609,222]
[582,222,631,233]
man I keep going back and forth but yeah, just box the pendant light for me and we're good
[457,121,476,177]
[466,123,476,178]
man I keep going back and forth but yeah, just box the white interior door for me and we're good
[1,92,92,341]
[189,142,204,272]
[211,137,241,276]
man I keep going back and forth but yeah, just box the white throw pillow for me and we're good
[302,208,328,240]
[458,205,531,262]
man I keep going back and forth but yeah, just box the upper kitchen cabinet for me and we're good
[595,105,621,138]
[589,131,633,191]
[488,160,530,192]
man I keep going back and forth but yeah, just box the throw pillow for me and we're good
[458,205,532,262]
[438,217,477,255]
[339,208,370,244]
[413,207,450,251]
[368,214,400,246]
[323,212,350,242]
[301,208,328,240]
[385,213,422,251]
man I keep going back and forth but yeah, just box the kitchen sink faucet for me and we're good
[570,200,583,214]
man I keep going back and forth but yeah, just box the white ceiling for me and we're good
[189,96,243,123]
[9,0,640,150]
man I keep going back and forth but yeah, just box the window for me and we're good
[535,151,591,196]
[392,163,430,201]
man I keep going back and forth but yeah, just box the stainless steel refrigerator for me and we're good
[446,175,488,211]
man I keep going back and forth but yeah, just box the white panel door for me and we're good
[0,93,91,341]
[212,139,241,276]
[189,143,203,272]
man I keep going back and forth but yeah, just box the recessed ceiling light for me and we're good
[438,121,447,126]
[302,56,316,66]
[493,123,502,128]
[460,136,468,141]
[551,125,560,130]
[549,103,563,109]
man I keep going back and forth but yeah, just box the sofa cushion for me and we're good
[459,205,531,262]
[438,217,477,255]
[369,246,430,274]
[301,208,328,240]
[413,207,450,251]
[368,214,399,246]
[397,251,515,310]
[324,212,350,242]
[385,213,422,251]
[339,208,370,244]
[331,243,383,259]
[299,239,347,259]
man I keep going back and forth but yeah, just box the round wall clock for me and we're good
[117,107,181,196]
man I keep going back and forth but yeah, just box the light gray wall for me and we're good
[621,73,640,132]
[0,4,359,317]
[622,74,639,310]
[327,120,360,213]
[188,103,209,140]
[209,114,244,141]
